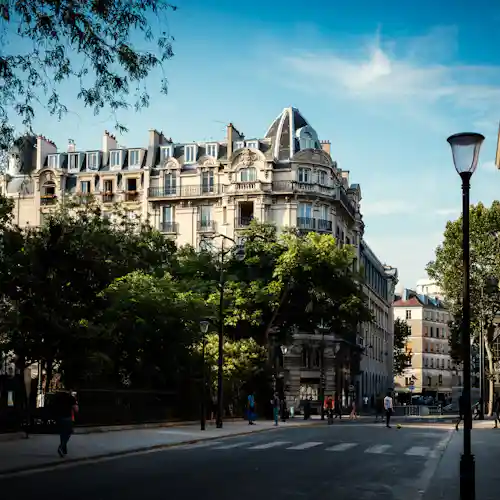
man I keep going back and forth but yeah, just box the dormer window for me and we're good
[129,150,140,167]
[234,141,244,151]
[110,150,122,168]
[68,153,80,172]
[184,145,197,163]
[87,153,99,170]
[246,141,259,150]
[160,145,173,163]
[206,144,218,158]
[47,154,59,169]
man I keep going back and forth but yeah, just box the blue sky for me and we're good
[10,0,500,288]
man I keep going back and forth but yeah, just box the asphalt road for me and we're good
[0,422,453,500]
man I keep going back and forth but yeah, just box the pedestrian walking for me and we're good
[53,389,79,457]
[455,394,465,431]
[349,401,358,420]
[384,391,393,428]
[247,392,256,425]
[271,392,280,426]
[325,395,334,424]
[494,394,500,429]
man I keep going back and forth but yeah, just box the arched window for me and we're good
[240,168,256,182]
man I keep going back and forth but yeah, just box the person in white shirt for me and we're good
[383,392,393,428]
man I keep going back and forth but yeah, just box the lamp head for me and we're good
[446,132,484,176]
[199,320,210,334]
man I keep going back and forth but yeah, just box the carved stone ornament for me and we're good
[41,170,55,184]
[240,149,257,167]
[166,160,178,170]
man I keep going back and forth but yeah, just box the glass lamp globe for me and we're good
[447,133,485,175]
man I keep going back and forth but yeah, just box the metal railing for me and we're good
[317,219,333,231]
[297,217,316,230]
[148,184,223,198]
[197,219,216,232]
[102,193,114,203]
[159,221,178,233]
[124,191,140,202]
[235,216,253,228]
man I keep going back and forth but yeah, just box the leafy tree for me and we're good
[196,333,268,411]
[0,200,176,387]
[393,318,412,376]
[0,0,176,149]
[96,271,209,390]
[427,201,500,414]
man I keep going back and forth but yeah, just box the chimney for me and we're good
[102,130,117,153]
[149,129,160,148]
[36,135,57,170]
[226,123,244,158]
[68,139,76,153]
[320,140,331,156]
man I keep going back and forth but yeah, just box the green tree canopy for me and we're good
[1,0,176,149]
[393,318,412,376]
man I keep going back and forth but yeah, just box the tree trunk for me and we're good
[485,338,494,417]
[44,359,53,394]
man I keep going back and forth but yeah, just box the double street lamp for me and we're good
[447,131,484,500]
[201,234,245,429]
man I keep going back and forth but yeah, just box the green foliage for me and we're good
[427,201,500,359]
[96,271,209,389]
[393,318,412,376]
[195,334,267,403]
[0,0,176,149]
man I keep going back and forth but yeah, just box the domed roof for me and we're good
[264,107,322,161]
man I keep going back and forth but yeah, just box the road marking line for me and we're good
[405,446,431,457]
[177,441,224,450]
[287,441,323,450]
[213,443,247,450]
[325,443,358,452]
[365,444,391,454]
[249,441,290,450]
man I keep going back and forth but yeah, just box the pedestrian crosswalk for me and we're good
[179,439,442,457]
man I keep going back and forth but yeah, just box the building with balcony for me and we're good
[1,106,397,410]
[393,289,460,401]
[359,241,398,403]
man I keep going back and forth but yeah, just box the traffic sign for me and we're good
[409,385,415,392]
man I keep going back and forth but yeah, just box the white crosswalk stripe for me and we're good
[364,444,392,454]
[287,441,323,450]
[213,443,248,450]
[249,441,290,450]
[325,442,358,452]
[405,446,431,457]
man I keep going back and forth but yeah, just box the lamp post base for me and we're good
[460,453,476,500]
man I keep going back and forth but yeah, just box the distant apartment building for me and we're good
[415,279,444,300]
[359,241,398,400]
[393,289,461,400]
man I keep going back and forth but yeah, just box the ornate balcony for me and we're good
[102,193,114,203]
[124,191,140,202]
[148,184,223,199]
[159,221,178,233]
[197,219,216,232]
[41,195,57,206]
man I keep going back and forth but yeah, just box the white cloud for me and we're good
[481,160,498,172]
[279,28,500,121]
[434,208,458,217]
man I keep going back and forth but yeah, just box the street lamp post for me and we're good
[199,320,210,431]
[280,345,288,399]
[201,234,245,429]
[447,132,485,500]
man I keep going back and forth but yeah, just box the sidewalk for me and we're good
[424,425,500,500]
[0,418,321,476]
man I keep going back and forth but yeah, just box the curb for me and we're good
[0,432,25,443]
[73,420,200,435]
[0,423,306,478]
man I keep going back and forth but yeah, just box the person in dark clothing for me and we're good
[494,394,500,429]
[456,394,466,431]
[52,390,78,457]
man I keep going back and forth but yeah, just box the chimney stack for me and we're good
[102,130,117,153]
[68,139,76,153]
[320,140,331,156]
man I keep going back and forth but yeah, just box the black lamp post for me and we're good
[199,320,210,431]
[202,234,245,429]
[447,131,485,500]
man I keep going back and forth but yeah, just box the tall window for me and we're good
[406,310,412,320]
[162,205,173,222]
[202,171,214,193]
[164,173,176,194]
[319,205,328,220]
[48,155,58,169]
[68,154,79,171]
[206,144,218,158]
[185,145,196,163]
[80,181,90,193]
[240,168,256,182]
[298,202,312,219]
[110,151,121,168]
[160,146,172,163]
[318,170,327,185]
[87,153,98,170]
[129,150,140,167]
[199,205,212,224]
[103,180,113,193]
[297,168,311,183]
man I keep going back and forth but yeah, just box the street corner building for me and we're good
[393,286,462,402]
[0,106,397,410]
